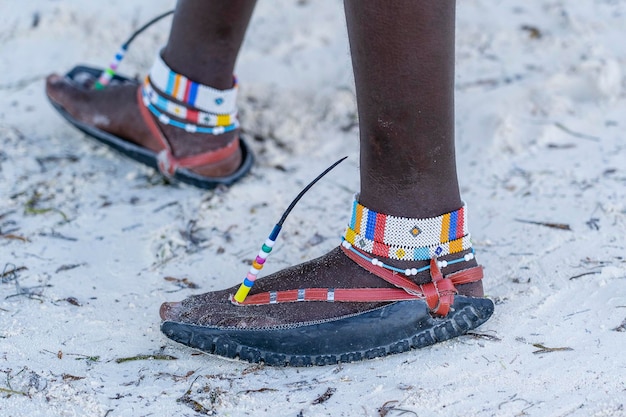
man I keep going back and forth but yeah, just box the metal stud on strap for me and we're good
[156,150,176,177]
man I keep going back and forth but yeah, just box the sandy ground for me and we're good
[1,1,625,416]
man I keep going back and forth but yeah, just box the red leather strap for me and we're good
[135,87,240,176]
[342,246,482,290]
[446,265,484,285]
[425,258,454,316]
[236,245,484,317]
[341,245,424,294]
[242,288,422,305]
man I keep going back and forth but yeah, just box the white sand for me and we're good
[1,1,625,416]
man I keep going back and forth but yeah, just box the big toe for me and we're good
[45,73,84,108]
[45,74,66,99]
[160,301,183,321]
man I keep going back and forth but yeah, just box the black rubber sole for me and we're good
[161,296,494,366]
[47,65,254,190]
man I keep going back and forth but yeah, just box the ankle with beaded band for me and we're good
[342,195,473,265]
[140,53,240,136]
[142,77,238,127]
[149,52,238,114]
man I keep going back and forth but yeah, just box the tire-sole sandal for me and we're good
[161,250,493,367]
[47,66,254,190]
[160,159,494,366]
[161,295,493,366]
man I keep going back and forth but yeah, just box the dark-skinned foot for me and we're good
[158,247,492,365]
[45,73,242,177]
[160,247,483,327]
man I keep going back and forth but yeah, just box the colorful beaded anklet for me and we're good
[140,87,239,135]
[141,53,241,135]
[348,196,468,247]
[341,240,475,276]
[342,195,472,261]
[343,227,472,261]
[143,77,238,127]
[149,53,238,115]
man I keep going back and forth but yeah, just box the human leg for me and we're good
[46,0,257,178]
[344,0,482,297]
[158,0,492,364]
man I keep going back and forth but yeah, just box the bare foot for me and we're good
[46,73,242,177]
[159,247,484,328]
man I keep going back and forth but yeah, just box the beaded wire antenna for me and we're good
[94,10,174,90]
[233,156,348,304]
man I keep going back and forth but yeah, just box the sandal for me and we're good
[161,251,493,366]
[46,11,253,189]
[160,162,494,366]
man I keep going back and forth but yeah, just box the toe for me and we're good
[160,301,182,321]
[45,73,84,108]
[45,73,66,98]
[46,73,63,87]
[46,74,65,95]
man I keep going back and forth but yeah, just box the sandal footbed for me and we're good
[161,295,494,366]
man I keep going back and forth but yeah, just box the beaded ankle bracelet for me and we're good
[342,195,472,261]
[141,51,240,135]
[141,87,239,135]
[148,54,238,115]
[142,78,238,127]
[341,240,475,276]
